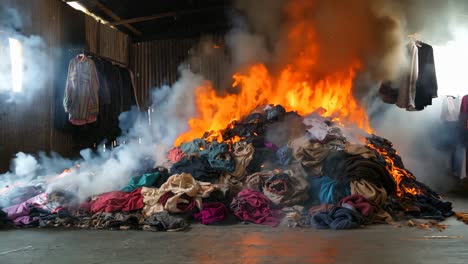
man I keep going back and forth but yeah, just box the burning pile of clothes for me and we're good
[0,105,453,231]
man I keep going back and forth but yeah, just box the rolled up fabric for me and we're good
[230,142,254,179]
[167,147,185,164]
[338,194,374,217]
[311,207,364,230]
[350,179,387,206]
[194,202,228,225]
[230,189,279,227]
[319,176,350,205]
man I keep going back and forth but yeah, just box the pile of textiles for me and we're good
[230,189,280,227]
[2,190,78,227]
[77,212,144,230]
[0,104,455,232]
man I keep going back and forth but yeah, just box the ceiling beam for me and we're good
[107,7,225,27]
[108,11,178,26]
[87,0,142,36]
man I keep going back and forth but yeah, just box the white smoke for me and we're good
[2,0,468,201]
[367,1,468,192]
[0,6,50,103]
[0,66,202,200]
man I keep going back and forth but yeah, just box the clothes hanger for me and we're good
[408,33,423,46]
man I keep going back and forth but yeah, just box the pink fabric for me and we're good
[338,194,374,217]
[90,188,144,213]
[168,147,185,163]
[264,142,278,152]
[194,203,228,225]
[3,193,48,225]
[230,189,279,227]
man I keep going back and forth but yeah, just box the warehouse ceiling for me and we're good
[67,0,233,41]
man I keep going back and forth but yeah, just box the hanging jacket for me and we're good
[396,41,419,110]
[414,41,438,110]
[63,55,100,125]
[379,42,419,109]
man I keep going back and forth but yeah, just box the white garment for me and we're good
[397,41,419,110]
[441,96,461,122]
[303,117,329,141]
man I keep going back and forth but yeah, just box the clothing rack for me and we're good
[68,48,127,67]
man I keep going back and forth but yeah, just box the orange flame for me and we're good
[174,1,372,146]
[175,63,371,146]
[367,143,420,197]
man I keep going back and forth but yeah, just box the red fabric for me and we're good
[230,189,279,227]
[338,194,374,217]
[158,191,196,213]
[90,188,144,213]
[168,147,185,163]
[461,95,468,130]
[194,202,228,225]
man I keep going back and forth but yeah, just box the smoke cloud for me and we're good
[2,0,468,200]
[367,0,468,191]
[230,0,468,191]
[0,66,201,200]
[0,5,51,103]
[232,0,405,85]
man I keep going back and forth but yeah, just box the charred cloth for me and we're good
[0,104,454,231]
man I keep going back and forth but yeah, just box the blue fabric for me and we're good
[276,146,293,166]
[204,142,235,172]
[311,207,363,230]
[307,176,323,204]
[180,138,208,155]
[179,140,235,173]
[319,176,350,205]
[121,172,162,192]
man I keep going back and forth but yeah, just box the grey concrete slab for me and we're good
[0,196,467,264]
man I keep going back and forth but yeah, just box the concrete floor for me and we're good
[1,196,468,264]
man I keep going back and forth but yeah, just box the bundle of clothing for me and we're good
[379,40,438,111]
[62,53,140,150]
[1,104,456,231]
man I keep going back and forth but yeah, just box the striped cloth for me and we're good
[63,55,99,125]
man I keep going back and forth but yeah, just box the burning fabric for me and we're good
[0,104,455,232]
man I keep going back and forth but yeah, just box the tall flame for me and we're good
[175,0,372,146]
[175,63,370,146]
[367,143,420,197]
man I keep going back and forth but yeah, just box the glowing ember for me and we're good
[46,164,80,184]
[367,143,420,197]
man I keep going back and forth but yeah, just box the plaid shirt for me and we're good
[63,55,99,124]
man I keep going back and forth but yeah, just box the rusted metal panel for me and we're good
[130,34,229,108]
[85,16,130,65]
[0,0,90,171]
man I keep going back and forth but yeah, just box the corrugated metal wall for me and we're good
[0,0,81,171]
[85,16,130,65]
[0,0,227,171]
[130,34,230,108]
[0,0,130,172]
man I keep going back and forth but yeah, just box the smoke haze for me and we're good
[0,5,51,103]
[2,0,468,198]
